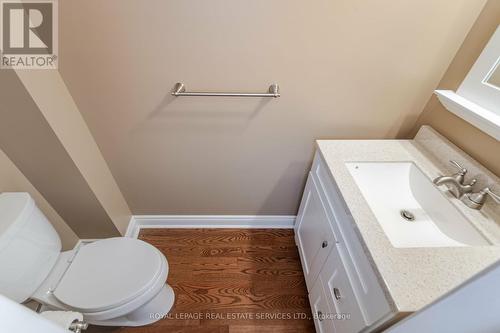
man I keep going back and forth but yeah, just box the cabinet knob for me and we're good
[321,241,328,248]
[333,287,341,300]
[317,311,324,321]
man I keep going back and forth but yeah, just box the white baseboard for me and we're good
[73,238,100,251]
[125,215,296,239]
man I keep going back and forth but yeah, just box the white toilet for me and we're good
[0,192,175,326]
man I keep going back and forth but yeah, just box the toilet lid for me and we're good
[54,238,167,313]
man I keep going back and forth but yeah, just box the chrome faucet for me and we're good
[461,187,500,210]
[433,160,477,198]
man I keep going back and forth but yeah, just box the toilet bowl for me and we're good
[32,237,175,326]
[0,192,174,327]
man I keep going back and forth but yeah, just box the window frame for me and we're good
[435,25,500,141]
[458,25,500,113]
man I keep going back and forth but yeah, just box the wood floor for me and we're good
[90,229,314,333]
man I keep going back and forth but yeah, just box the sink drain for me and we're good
[400,210,415,222]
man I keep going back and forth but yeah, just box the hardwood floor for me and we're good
[90,229,314,333]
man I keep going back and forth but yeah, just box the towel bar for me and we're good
[171,82,280,98]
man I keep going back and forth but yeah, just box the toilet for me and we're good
[0,192,175,326]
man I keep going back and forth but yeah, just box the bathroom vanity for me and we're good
[296,152,393,332]
[295,126,500,333]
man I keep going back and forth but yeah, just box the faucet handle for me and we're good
[450,160,467,175]
[483,188,500,204]
[469,187,500,205]
[465,179,477,187]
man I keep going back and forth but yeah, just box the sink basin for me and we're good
[345,162,489,248]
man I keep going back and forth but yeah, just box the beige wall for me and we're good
[0,69,121,238]
[411,0,500,177]
[0,148,78,250]
[15,70,132,234]
[59,0,486,214]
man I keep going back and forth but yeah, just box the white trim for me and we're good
[458,25,500,112]
[483,56,500,91]
[125,215,296,239]
[73,238,100,250]
[125,216,139,238]
[437,26,500,141]
[435,90,500,140]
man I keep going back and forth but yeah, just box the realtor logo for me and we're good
[1,0,57,69]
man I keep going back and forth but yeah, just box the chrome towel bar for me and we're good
[171,82,280,98]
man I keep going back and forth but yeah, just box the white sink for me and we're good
[345,162,489,248]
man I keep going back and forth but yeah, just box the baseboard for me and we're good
[125,215,296,239]
[73,238,100,251]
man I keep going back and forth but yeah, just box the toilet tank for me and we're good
[0,193,61,302]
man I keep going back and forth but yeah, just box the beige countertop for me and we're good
[316,126,500,313]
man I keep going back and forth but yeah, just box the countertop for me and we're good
[316,126,500,313]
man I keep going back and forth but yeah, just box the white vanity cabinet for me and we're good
[295,152,394,333]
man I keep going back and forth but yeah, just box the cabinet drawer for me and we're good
[309,275,335,333]
[311,151,391,325]
[321,245,366,333]
[295,173,337,290]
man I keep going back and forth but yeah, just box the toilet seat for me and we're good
[53,238,168,314]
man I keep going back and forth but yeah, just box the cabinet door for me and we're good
[322,246,366,333]
[309,277,335,333]
[312,152,391,325]
[295,173,337,290]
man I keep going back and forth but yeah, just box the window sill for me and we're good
[435,90,500,141]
